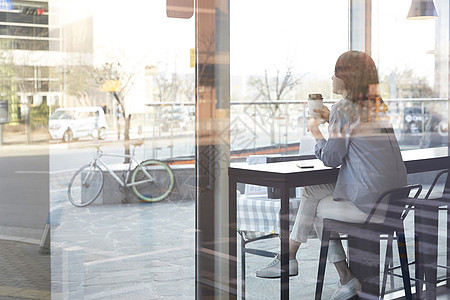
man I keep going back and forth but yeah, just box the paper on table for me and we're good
[244,154,280,197]
[299,135,315,155]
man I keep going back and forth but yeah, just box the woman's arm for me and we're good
[307,117,324,141]
[308,104,350,167]
[315,132,348,168]
[307,105,331,140]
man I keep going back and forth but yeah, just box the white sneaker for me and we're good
[329,277,361,300]
[255,256,298,278]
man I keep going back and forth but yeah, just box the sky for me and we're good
[230,0,348,78]
[58,0,441,91]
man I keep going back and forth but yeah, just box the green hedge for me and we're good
[30,102,49,128]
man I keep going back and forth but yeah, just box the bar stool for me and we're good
[315,184,422,300]
[415,169,449,297]
[425,169,449,289]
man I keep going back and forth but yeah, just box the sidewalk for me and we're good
[1,193,447,300]
[48,186,422,300]
[15,158,444,299]
[50,190,196,300]
[0,128,50,145]
[0,186,447,299]
[0,226,50,300]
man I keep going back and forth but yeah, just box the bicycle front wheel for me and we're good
[131,160,174,202]
[68,164,104,207]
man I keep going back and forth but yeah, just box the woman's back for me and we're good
[317,99,407,214]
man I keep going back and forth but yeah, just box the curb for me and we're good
[0,234,40,245]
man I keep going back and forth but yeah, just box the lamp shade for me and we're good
[407,0,439,20]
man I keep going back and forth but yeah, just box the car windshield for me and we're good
[50,110,75,120]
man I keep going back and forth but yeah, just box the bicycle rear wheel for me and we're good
[131,160,174,202]
[68,164,104,207]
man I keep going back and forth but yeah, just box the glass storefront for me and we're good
[0,0,448,299]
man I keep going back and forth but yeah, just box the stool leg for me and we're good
[241,234,246,299]
[414,233,424,297]
[397,232,412,300]
[420,207,438,299]
[389,256,395,291]
[315,227,331,300]
[447,207,450,289]
[381,234,393,298]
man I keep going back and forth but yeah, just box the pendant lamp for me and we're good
[407,0,439,20]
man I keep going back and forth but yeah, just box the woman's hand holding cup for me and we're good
[313,105,330,123]
[307,117,320,133]
[307,116,326,141]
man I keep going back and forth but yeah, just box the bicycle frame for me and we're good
[89,148,154,188]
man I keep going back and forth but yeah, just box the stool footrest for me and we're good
[244,248,277,258]
[436,277,450,283]
[437,264,450,270]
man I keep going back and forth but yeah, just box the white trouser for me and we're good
[290,184,370,263]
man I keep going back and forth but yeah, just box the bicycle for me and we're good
[67,140,175,207]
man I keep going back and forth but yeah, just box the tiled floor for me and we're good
[0,191,447,299]
[50,189,449,299]
[45,166,450,299]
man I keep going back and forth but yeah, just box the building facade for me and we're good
[0,0,60,122]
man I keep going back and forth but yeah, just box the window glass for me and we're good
[230,2,348,297]
[372,0,448,150]
[230,0,349,159]
[14,39,49,50]
[0,1,447,299]
[7,26,49,38]
[48,1,195,299]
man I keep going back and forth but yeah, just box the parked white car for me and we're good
[49,107,108,142]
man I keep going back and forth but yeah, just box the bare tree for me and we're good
[154,64,194,103]
[155,70,180,102]
[93,60,137,160]
[249,66,301,104]
[248,66,302,144]
[179,74,195,102]
[65,63,95,107]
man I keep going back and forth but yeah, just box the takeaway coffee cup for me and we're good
[308,93,323,117]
